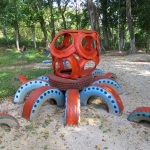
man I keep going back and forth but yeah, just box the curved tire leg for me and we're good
[14,79,50,104]
[92,69,104,77]
[64,89,80,126]
[22,86,65,121]
[128,107,150,123]
[80,85,122,115]
[37,75,50,81]
[94,84,124,113]
[0,113,19,128]
[92,78,122,94]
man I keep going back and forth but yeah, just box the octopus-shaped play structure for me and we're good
[11,30,124,125]
[12,30,125,125]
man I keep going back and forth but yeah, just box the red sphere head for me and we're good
[50,30,100,79]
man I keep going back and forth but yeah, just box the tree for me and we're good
[126,0,136,54]
[87,0,105,53]
[56,0,70,29]
[22,1,37,49]
[118,0,126,51]
[48,0,55,40]
[35,1,49,47]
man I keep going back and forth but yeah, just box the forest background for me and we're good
[0,0,149,54]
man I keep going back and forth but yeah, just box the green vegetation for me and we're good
[0,48,49,66]
[0,47,52,98]
[0,0,149,53]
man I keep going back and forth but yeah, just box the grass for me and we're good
[0,47,49,67]
[0,47,52,98]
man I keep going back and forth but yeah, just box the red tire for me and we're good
[65,89,80,125]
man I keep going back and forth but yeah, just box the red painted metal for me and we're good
[65,89,80,125]
[50,30,100,79]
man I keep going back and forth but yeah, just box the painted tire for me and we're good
[79,56,100,77]
[14,79,50,104]
[22,86,65,121]
[54,55,80,79]
[93,72,117,81]
[128,107,150,123]
[50,32,76,58]
[48,74,93,90]
[93,84,124,113]
[37,75,50,81]
[0,113,19,128]
[92,78,122,94]
[92,69,105,77]
[80,85,122,115]
[76,32,99,59]
[16,75,28,83]
[64,89,80,126]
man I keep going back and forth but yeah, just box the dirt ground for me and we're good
[0,53,150,150]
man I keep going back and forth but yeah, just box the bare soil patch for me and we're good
[0,54,150,150]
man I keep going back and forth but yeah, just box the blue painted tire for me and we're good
[80,85,121,115]
[92,78,122,94]
[128,112,150,123]
[37,75,50,81]
[14,79,50,104]
[92,69,104,77]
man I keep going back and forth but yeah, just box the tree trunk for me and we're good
[87,0,105,54]
[146,31,150,53]
[119,24,125,51]
[101,0,109,50]
[35,3,48,48]
[56,0,67,29]
[2,26,9,45]
[87,0,100,33]
[75,1,79,29]
[31,25,37,49]
[103,29,109,49]
[14,23,20,51]
[118,0,126,51]
[126,0,136,54]
[48,0,55,40]
[39,17,48,48]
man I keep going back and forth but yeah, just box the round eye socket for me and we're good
[55,33,73,50]
[84,60,95,70]
[82,36,96,51]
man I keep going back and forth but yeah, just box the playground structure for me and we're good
[13,30,124,126]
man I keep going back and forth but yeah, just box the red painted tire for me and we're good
[53,55,80,79]
[22,86,65,121]
[65,89,80,126]
[79,55,100,77]
[132,107,150,113]
[50,31,76,58]
[47,74,93,90]
[93,72,117,81]
[76,31,100,59]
